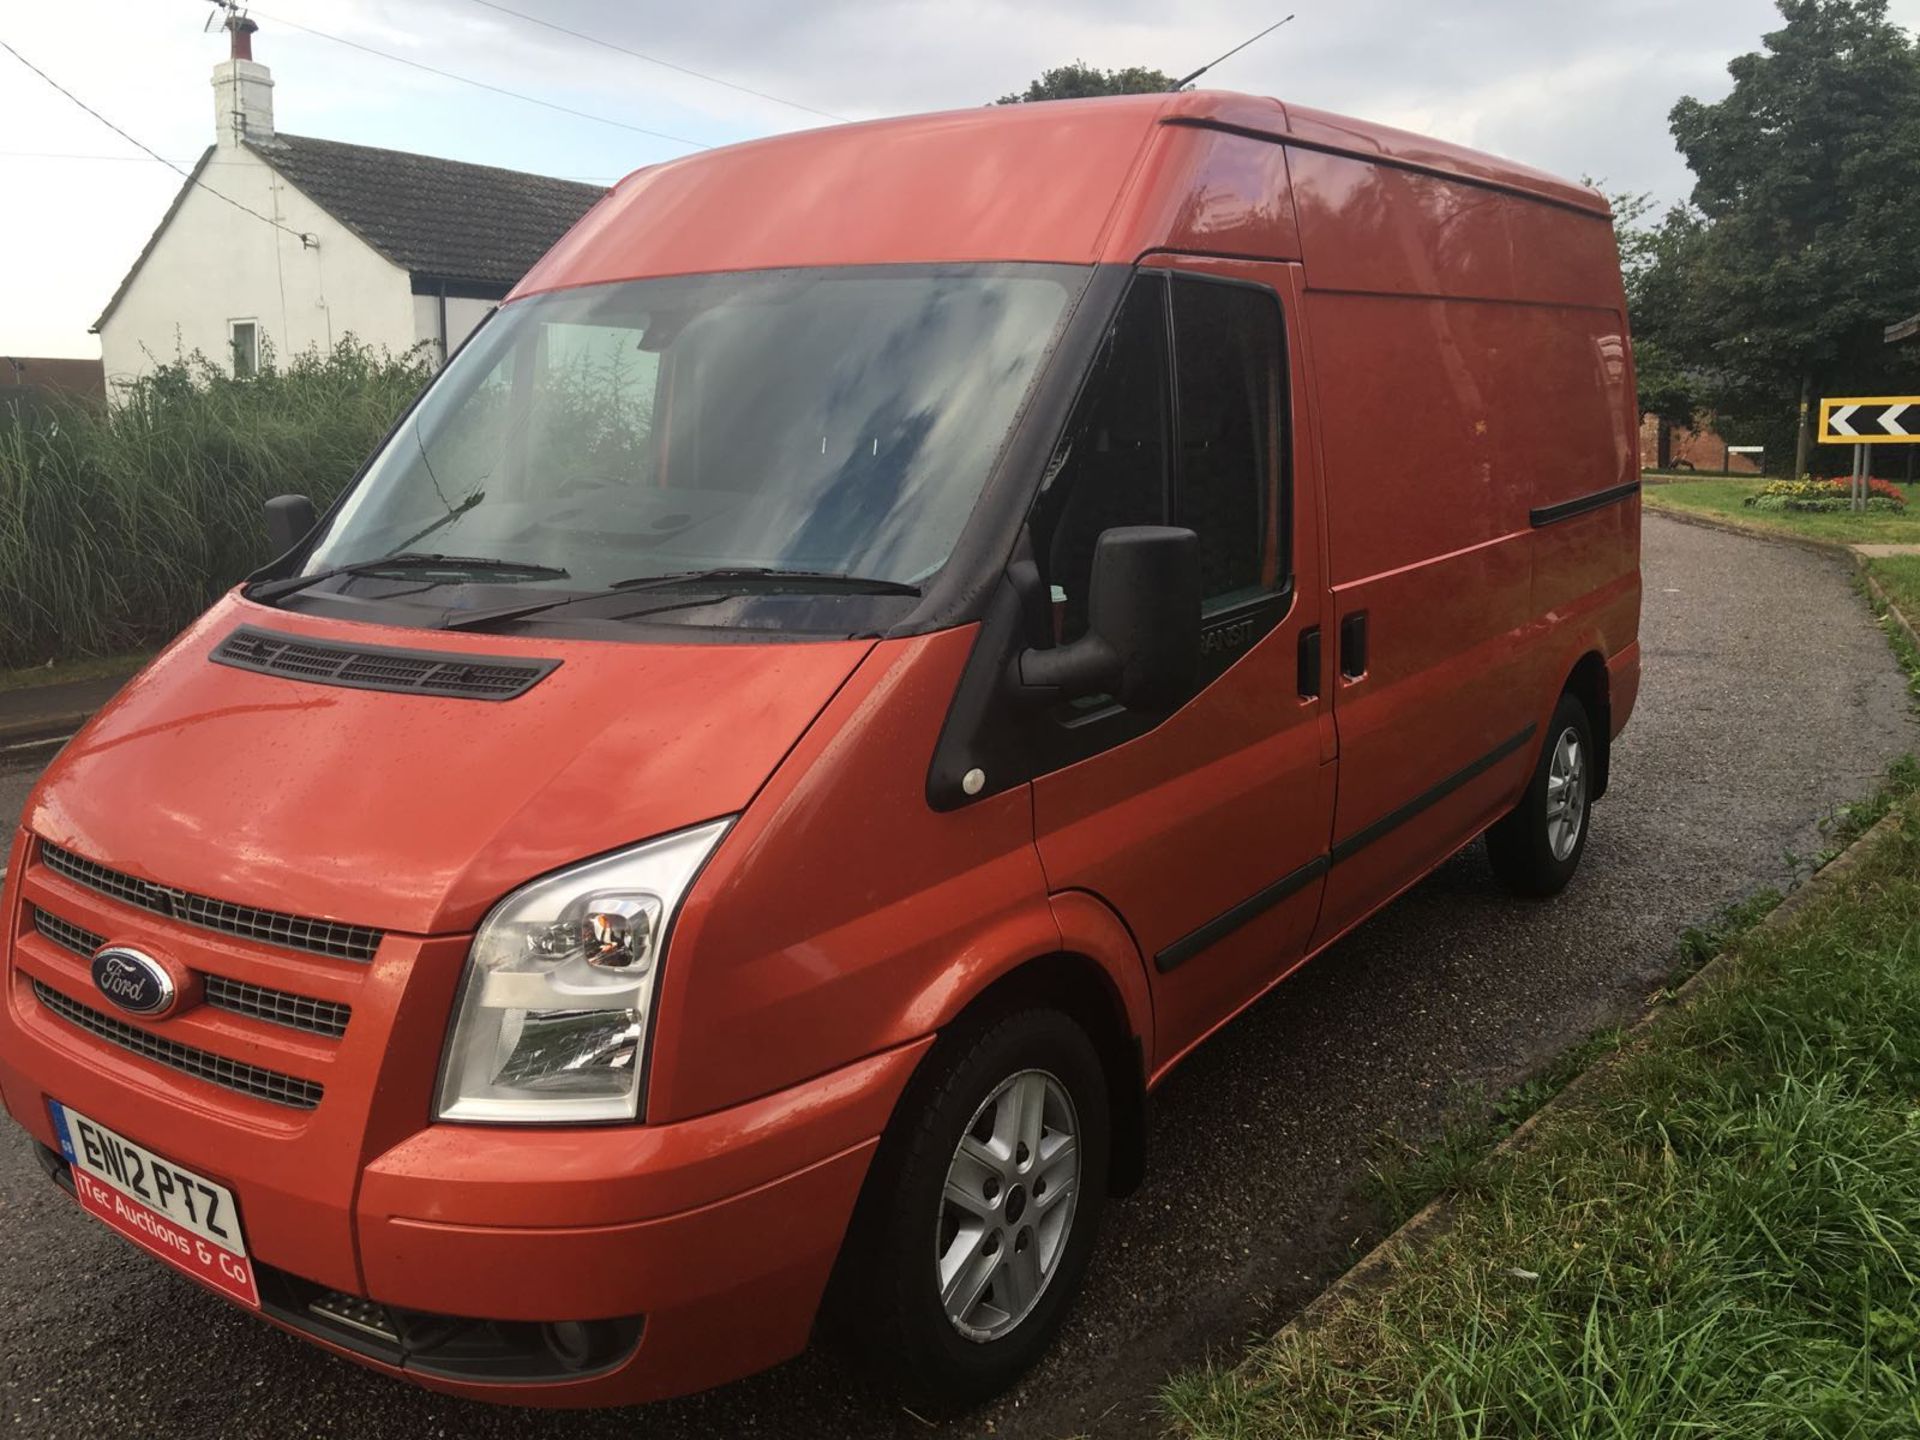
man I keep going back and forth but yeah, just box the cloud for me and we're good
[7,0,1920,356]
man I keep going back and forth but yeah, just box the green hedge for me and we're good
[0,341,430,669]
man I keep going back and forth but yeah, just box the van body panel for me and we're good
[1291,144,1635,947]
[1047,889,1156,1045]
[1283,103,1611,217]
[22,595,872,935]
[513,104,1162,294]
[1609,641,1643,739]
[647,626,1068,1122]
[1105,124,1302,264]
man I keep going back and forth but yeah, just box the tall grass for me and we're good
[1163,793,1920,1439]
[0,340,430,669]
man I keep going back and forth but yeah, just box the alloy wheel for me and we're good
[935,1069,1081,1343]
[1545,725,1587,861]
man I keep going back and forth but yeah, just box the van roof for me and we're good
[511,90,1609,300]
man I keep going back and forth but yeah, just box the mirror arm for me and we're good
[1007,634,1119,707]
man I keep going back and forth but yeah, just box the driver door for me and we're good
[1028,258,1335,1069]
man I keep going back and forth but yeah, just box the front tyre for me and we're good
[843,1008,1110,1406]
[1487,691,1594,897]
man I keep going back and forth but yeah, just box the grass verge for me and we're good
[1868,554,1920,623]
[1163,788,1920,1438]
[1643,477,1920,545]
[1355,756,1920,1241]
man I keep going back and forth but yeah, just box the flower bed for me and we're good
[1744,476,1908,512]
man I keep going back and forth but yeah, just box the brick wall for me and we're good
[1640,414,1762,473]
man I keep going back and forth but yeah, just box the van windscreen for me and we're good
[296,264,1084,632]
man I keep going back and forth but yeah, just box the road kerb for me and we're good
[0,711,91,749]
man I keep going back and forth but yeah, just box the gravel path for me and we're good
[0,513,1912,1439]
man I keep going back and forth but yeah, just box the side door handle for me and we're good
[1297,627,1321,699]
[1339,611,1369,681]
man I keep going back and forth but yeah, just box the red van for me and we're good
[0,91,1639,1407]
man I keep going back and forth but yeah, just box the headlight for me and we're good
[435,819,730,1123]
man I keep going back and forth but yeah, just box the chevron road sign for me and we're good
[1819,395,1920,444]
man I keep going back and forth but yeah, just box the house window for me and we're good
[229,320,259,379]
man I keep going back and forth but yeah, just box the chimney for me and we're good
[212,15,275,145]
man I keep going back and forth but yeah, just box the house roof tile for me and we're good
[252,133,606,289]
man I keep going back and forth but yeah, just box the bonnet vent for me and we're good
[212,625,559,701]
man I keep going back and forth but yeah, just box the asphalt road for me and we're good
[2,513,1914,1439]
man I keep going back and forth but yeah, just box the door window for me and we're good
[1029,269,1287,648]
[1029,273,1170,644]
[1171,278,1285,613]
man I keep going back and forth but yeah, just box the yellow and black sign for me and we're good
[1819,395,1920,444]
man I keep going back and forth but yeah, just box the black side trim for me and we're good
[1330,725,1536,864]
[1156,856,1329,973]
[1530,480,1640,529]
[1155,725,1539,972]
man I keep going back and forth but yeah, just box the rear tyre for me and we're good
[1487,691,1594,898]
[839,1008,1110,1408]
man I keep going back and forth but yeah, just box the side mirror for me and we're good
[1013,526,1201,710]
[263,494,317,557]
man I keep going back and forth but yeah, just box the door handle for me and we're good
[1339,611,1369,681]
[1297,627,1321,699]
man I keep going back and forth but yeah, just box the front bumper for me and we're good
[7,1027,924,1406]
[1,829,928,1406]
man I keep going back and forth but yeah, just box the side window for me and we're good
[1170,277,1285,613]
[1029,273,1169,644]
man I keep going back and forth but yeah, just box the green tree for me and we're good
[996,62,1176,104]
[1612,191,1705,438]
[1665,0,1920,474]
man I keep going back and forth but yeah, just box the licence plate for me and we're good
[47,1101,260,1308]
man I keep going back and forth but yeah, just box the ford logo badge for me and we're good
[90,946,177,1018]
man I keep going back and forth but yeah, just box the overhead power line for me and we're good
[245,7,711,151]
[456,0,849,123]
[0,38,317,247]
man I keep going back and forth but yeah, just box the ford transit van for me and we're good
[0,91,1640,1406]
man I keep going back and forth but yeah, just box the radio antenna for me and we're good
[1172,14,1295,90]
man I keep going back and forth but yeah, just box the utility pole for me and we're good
[1795,374,1812,477]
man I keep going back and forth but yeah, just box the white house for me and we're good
[95,18,605,390]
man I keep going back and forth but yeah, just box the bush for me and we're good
[0,340,430,669]
[1745,474,1909,512]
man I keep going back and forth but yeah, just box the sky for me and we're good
[4,0,1917,358]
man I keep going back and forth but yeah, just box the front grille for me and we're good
[29,907,352,1039]
[39,843,382,963]
[212,625,559,701]
[204,976,350,1038]
[30,907,103,959]
[30,980,323,1110]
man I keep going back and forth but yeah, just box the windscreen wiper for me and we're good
[610,567,923,596]
[439,567,921,632]
[248,552,571,602]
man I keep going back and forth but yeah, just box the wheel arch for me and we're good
[1563,649,1612,800]
[818,944,1151,1347]
[904,946,1149,1198]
